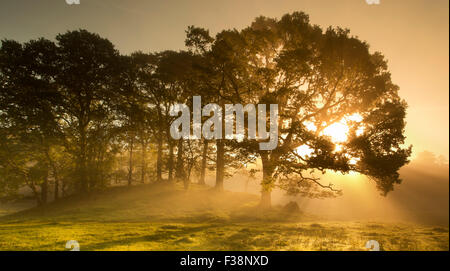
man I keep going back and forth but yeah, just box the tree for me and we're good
[185,26,254,191]
[54,30,123,193]
[0,13,411,211]
[0,38,63,204]
[190,12,411,207]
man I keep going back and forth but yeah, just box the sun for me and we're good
[320,113,363,143]
[297,114,364,156]
[322,122,349,143]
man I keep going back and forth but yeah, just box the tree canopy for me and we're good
[0,12,411,208]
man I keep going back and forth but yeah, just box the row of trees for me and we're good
[0,12,411,207]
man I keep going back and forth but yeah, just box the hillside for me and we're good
[0,183,448,251]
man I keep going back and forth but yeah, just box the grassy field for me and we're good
[0,183,448,251]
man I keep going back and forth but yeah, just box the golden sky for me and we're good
[1,0,448,158]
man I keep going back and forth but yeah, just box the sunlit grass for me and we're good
[0,221,447,251]
[0,183,448,251]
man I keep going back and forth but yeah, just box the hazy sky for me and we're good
[1,0,448,158]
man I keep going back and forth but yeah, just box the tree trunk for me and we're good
[62,180,67,197]
[54,178,59,200]
[260,189,271,209]
[140,139,147,184]
[156,136,163,182]
[260,152,274,208]
[78,121,88,193]
[175,139,185,181]
[79,148,88,193]
[41,170,48,205]
[183,174,190,190]
[45,149,60,200]
[199,139,208,185]
[127,137,134,186]
[28,182,42,206]
[215,139,224,191]
[168,140,174,182]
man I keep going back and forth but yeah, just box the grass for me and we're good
[0,183,448,251]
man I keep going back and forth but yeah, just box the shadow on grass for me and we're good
[81,224,218,250]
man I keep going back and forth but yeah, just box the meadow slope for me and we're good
[0,183,448,251]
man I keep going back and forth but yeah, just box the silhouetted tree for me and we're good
[189,12,411,207]
[0,38,62,204]
[0,12,412,211]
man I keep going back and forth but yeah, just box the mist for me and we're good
[218,151,449,226]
